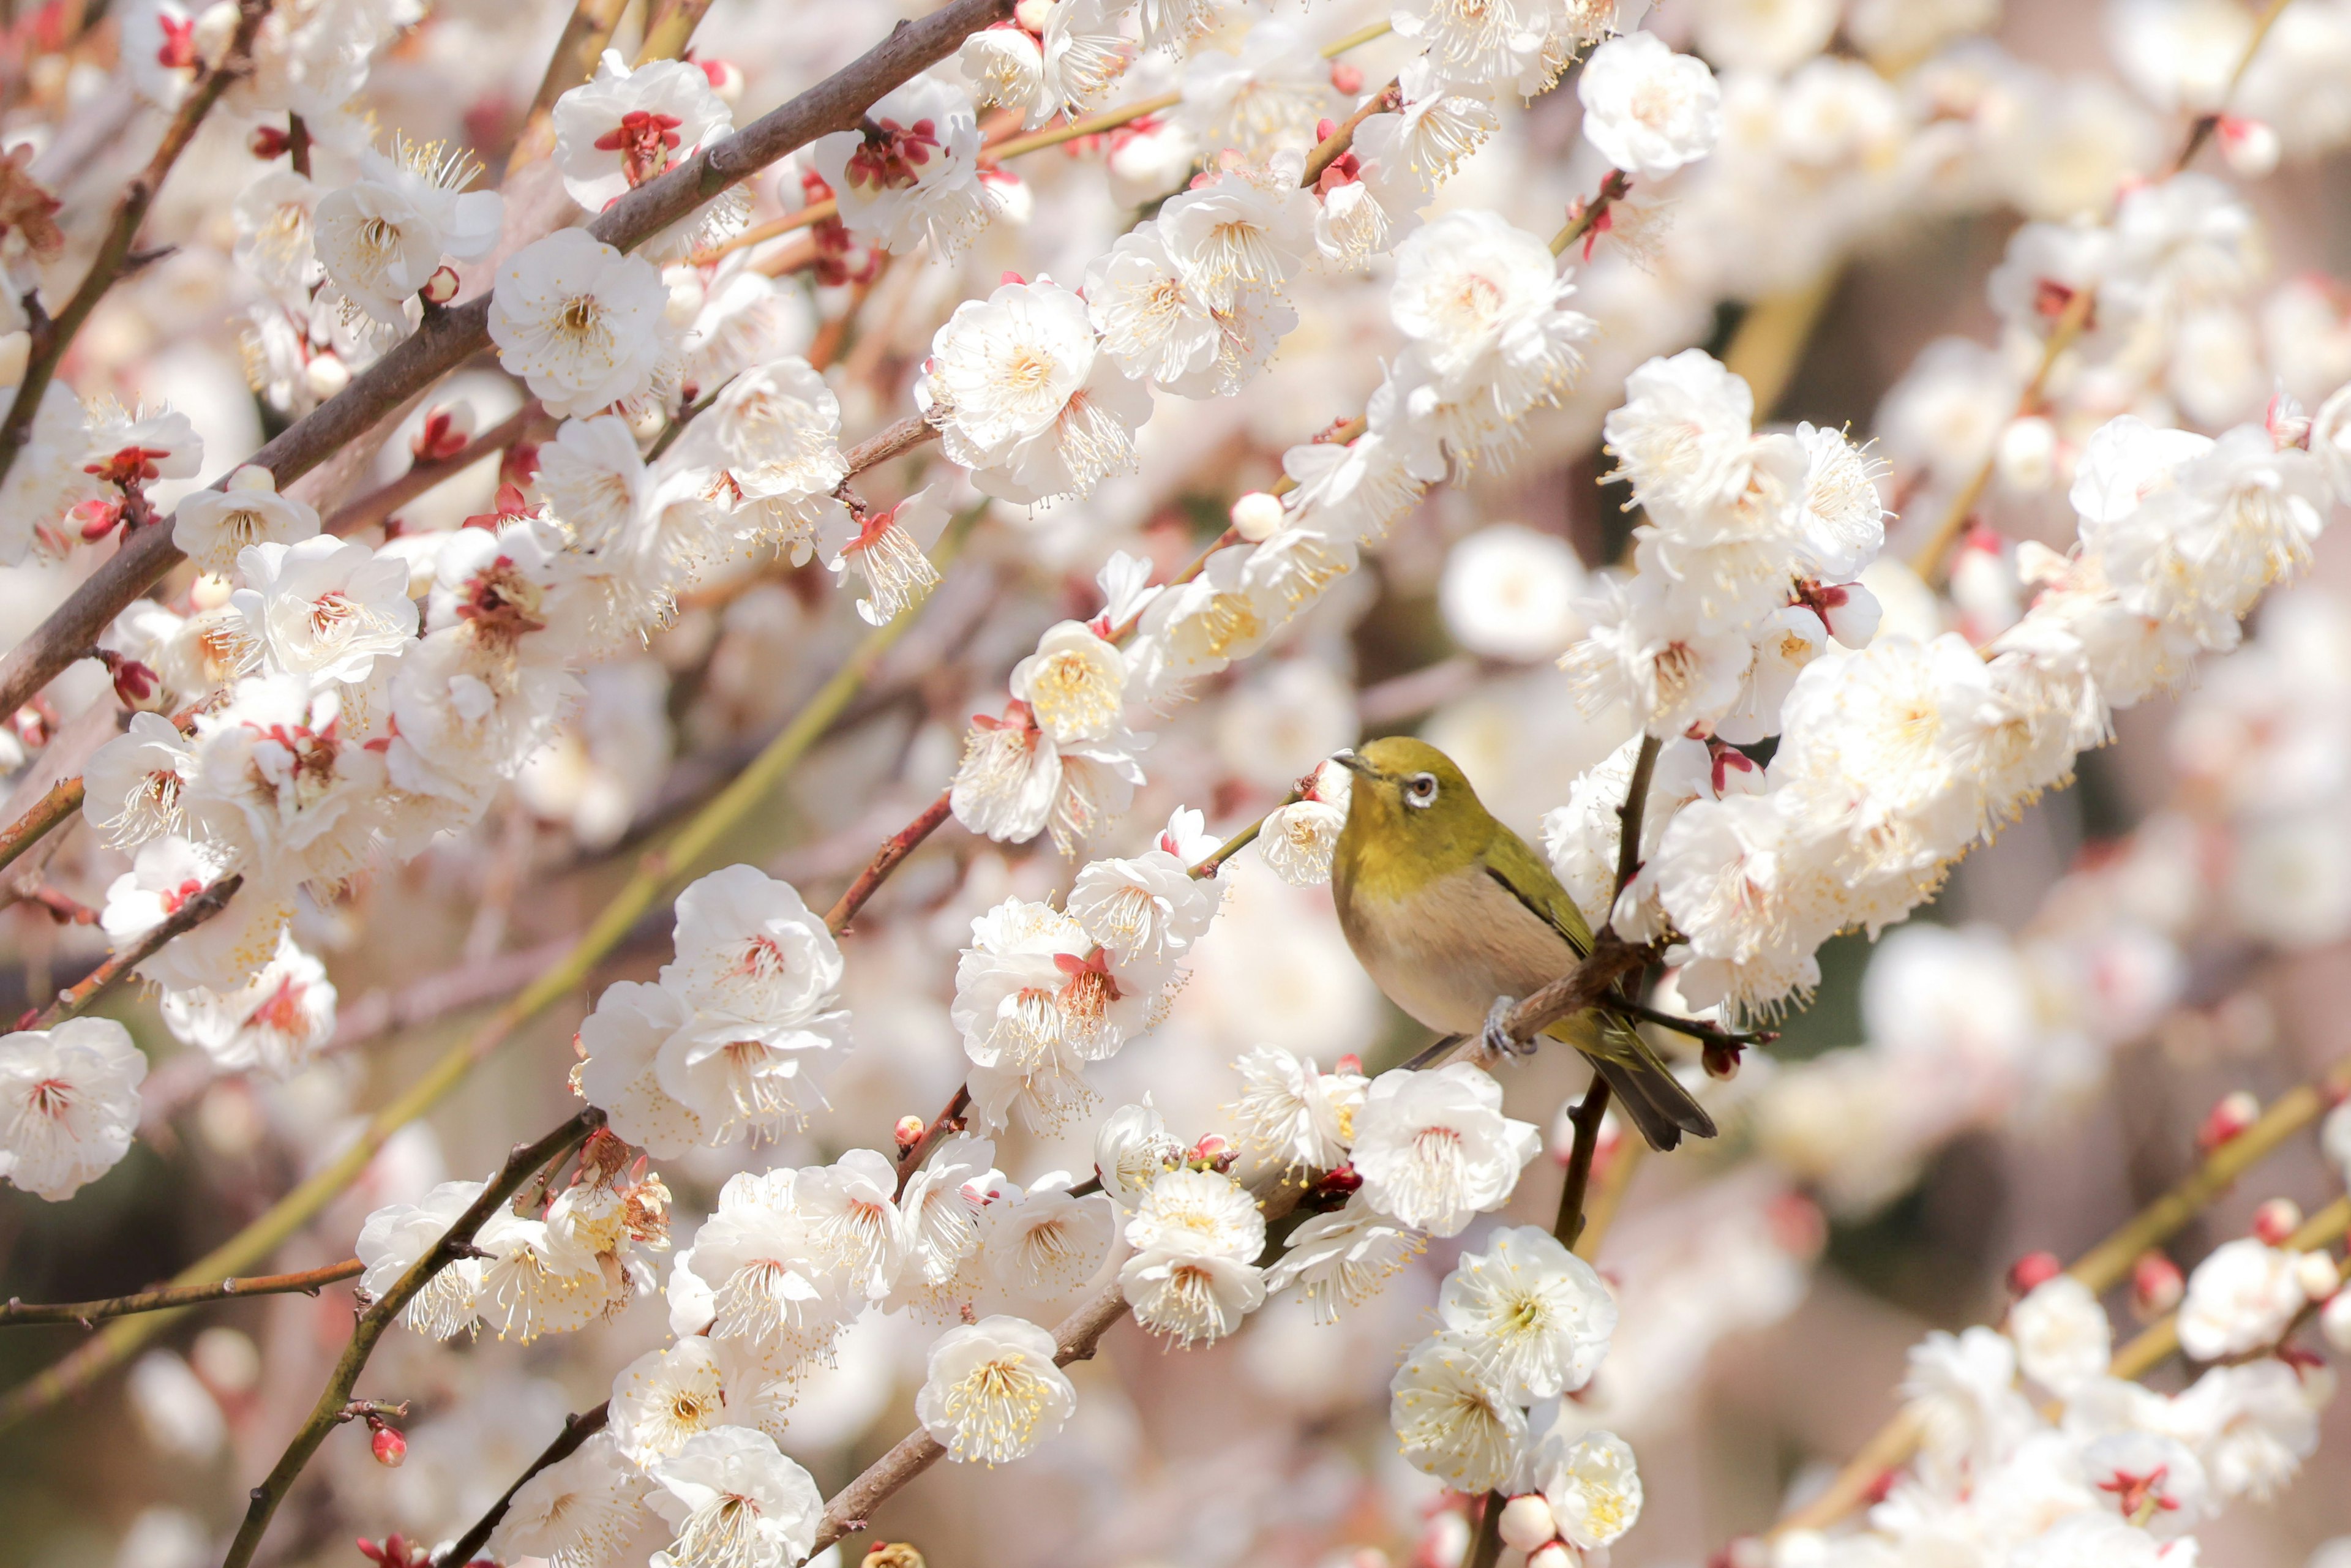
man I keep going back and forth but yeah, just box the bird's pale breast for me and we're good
[1335,863,1585,1034]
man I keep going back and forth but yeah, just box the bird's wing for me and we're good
[1479,821,1600,958]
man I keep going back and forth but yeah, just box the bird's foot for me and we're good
[1481,995,1529,1061]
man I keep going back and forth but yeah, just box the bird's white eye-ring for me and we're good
[1405,772,1439,808]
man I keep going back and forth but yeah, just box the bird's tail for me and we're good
[1548,1012,1717,1152]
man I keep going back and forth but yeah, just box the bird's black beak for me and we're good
[1331,748,1373,776]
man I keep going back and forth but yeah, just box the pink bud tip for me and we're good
[999,270,1027,286]
[1335,1053,1362,1075]
[2006,1250,2063,1295]
[2197,1090,2260,1153]
[421,265,460,306]
[1330,62,1363,94]
[1316,117,1339,141]
[1194,1133,1229,1159]
[2254,1197,2304,1245]
[2132,1250,2184,1319]
[370,1424,407,1468]
[894,1114,927,1149]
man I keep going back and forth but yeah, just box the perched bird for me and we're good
[1328,735,1715,1152]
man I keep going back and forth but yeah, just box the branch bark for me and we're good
[0,0,1018,726]
[20,873,241,1030]
[0,1259,361,1327]
[433,1402,613,1568]
[221,1109,606,1568]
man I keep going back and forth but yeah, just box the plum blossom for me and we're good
[0,1018,147,1201]
[915,1315,1079,1463]
[1349,1063,1540,1237]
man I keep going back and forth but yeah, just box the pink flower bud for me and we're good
[2294,1250,2339,1302]
[2006,1250,2063,1295]
[2323,1288,2351,1352]
[700,58,745,103]
[2131,1250,2184,1320]
[2197,1090,2259,1153]
[421,265,459,306]
[370,1422,407,1468]
[894,1114,927,1149]
[2218,115,2280,179]
[1330,61,1363,94]
[2253,1197,2304,1245]
[1335,1053,1362,1075]
[1193,1133,1229,1161]
[1497,1495,1556,1553]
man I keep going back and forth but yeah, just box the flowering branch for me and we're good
[0,1258,362,1327]
[1301,77,1401,186]
[20,873,242,1031]
[1550,169,1632,261]
[890,1083,971,1201]
[433,1403,613,1568]
[0,0,1018,729]
[220,1108,607,1568]
[1763,1055,2351,1539]
[1610,733,1662,902]
[0,514,982,1433]
[0,0,269,498]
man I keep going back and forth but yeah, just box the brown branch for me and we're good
[0,0,1019,728]
[433,1402,613,1568]
[20,873,241,1030]
[506,0,637,171]
[1464,1492,1507,1568]
[836,415,942,492]
[1551,1078,1613,1250]
[323,403,546,536]
[823,789,954,936]
[0,0,269,497]
[222,1109,606,1568]
[1610,733,1661,906]
[890,1084,971,1202]
[1301,78,1400,185]
[0,774,83,880]
[0,1258,362,1327]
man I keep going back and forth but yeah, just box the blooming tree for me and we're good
[7,3,2351,1568]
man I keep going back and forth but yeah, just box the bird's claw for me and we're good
[1481,995,1528,1060]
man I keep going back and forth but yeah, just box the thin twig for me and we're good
[825,790,954,936]
[1608,999,1775,1054]
[1610,733,1662,907]
[1550,168,1632,260]
[0,1258,361,1327]
[0,0,1020,729]
[890,1084,972,1202]
[1551,1079,1613,1250]
[0,775,84,880]
[1463,1491,1507,1568]
[1572,1139,1644,1262]
[21,874,241,1030]
[323,403,544,537]
[0,0,269,495]
[221,1109,605,1568]
[1300,77,1399,186]
[433,1402,613,1568]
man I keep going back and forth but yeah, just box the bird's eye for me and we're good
[1405,772,1438,808]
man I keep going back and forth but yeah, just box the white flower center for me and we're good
[942,1352,1053,1462]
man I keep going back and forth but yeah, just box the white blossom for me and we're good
[490,229,678,418]
[1577,32,1722,181]
[1349,1063,1539,1237]
[646,1427,822,1568]
[1438,1224,1616,1401]
[915,1314,1079,1463]
[0,1018,146,1201]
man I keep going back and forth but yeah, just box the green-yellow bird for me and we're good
[1329,735,1716,1152]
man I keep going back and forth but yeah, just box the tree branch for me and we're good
[221,1109,606,1568]
[0,0,1018,726]
[0,1258,362,1327]
[1610,732,1662,908]
[1551,1078,1613,1250]
[432,1402,613,1568]
[822,790,954,937]
[323,403,546,537]
[0,773,84,880]
[20,873,241,1030]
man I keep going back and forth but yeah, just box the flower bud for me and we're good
[2218,115,2280,179]
[249,124,290,159]
[894,1114,927,1150]
[861,1545,926,1568]
[1335,1052,1362,1075]
[2006,1250,2063,1296]
[1497,1495,1557,1553]
[700,58,745,103]
[421,264,460,306]
[2131,1250,2184,1320]
[2323,1288,2351,1352]
[2295,1250,2340,1302]
[1994,415,2057,493]
[1013,0,1051,30]
[1330,61,1363,94]
[1527,1543,1579,1568]
[1230,490,1285,542]
[2253,1196,2303,1245]
[190,571,234,610]
[370,1421,407,1468]
[304,351,350,401]
[2197,1090,2259,1153]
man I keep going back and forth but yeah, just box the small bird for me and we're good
[1328,736,1715,1152]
